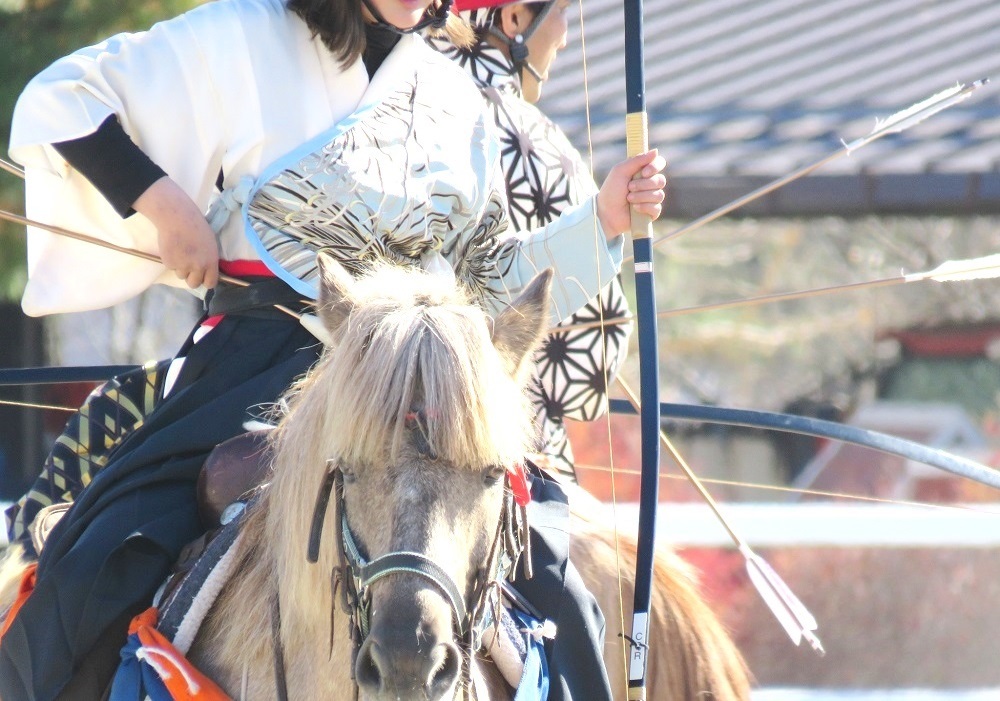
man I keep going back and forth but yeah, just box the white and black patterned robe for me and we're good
[430,36,633,477]
[11,0,623,324]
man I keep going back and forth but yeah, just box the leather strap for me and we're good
[205,278,309,318]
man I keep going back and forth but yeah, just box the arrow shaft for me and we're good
[0,208,162,264]
[657,149,844,248]
[0,207,305,321]
[617,379,742,545]
[0,157,25,179]
[649,81,985,252]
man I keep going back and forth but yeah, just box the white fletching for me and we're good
[910,253,1000,283]
[844,80,986,152]
[740,544,824,654]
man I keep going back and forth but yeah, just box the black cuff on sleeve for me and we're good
[53,115,167,218]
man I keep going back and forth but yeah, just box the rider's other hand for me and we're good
[135,176,220,289]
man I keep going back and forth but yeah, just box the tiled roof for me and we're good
[538,0,1000,216]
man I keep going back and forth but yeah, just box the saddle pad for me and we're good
[156,503,247,652]
[483,598,552,699]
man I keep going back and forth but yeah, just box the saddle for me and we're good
[30,430,273,556]
[195,429,274,528]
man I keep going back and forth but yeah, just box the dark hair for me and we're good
[288,0,367,66]
[287,0,474,67]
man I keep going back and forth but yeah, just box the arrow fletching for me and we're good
[911,253,1000,282]
[844,79,988,153]
[740,544,824,654]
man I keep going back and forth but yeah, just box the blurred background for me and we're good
[2,0,1000,696]
[542,0,1000,695]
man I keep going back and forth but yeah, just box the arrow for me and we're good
[0,206,311,328]
[551,252,1000,335]
[648,79,989,252]
[616,379,825,654]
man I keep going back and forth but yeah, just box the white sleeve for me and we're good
[486,193,625,325]
[9,5,233,315]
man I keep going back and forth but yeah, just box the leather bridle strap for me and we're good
[271,593,290,701]
[341,516,470,634]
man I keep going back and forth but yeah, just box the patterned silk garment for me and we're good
[241,36,622,326]
[430,30,633,480]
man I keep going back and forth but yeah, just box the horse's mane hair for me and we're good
[273,264,535,470]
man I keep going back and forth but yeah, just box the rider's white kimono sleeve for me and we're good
[507,198,625,325]
[466,106,624,324]
[9,14,229,316]
[484,165,625,324]
[9,0,367,317]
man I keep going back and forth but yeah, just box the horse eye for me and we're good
[340,463,358,484]
[482,464,506,486]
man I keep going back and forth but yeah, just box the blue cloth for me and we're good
[511,608,550,701]
[108,632,173,701]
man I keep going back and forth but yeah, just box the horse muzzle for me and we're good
[356,606,464,700]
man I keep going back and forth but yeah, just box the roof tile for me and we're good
[538,0,1000,214]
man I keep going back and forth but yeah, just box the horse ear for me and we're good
[316,252,357,337]
[492,268,553,380]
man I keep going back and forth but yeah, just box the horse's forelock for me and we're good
[280,265,535,471]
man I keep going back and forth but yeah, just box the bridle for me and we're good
[272,410,532,699]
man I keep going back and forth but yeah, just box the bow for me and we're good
[621,0,662,694]
[598,50,993,682]
[617,0,822,688]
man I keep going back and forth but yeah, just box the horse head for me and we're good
[263,253,552,700]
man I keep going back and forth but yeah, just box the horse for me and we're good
[1,255,750,700]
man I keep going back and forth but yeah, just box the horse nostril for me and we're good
[358,627,462,698]
[425,642,462,697]
[355,638,385,692]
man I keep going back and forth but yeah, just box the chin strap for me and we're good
[487,0,555,84]
[361,0,454,34]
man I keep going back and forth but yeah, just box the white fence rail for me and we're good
[608,502,1000,548]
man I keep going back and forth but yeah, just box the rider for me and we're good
[431,0,633,483]
[1,0,666,697]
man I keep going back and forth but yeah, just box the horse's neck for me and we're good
[189,505,357,699]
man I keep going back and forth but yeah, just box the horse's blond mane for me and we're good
[274,264,535,470]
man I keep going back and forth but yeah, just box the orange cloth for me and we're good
[127,607,232,701]
[0,562,37,640]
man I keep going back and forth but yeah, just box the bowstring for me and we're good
[572,0,631,687]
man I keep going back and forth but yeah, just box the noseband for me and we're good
[291,436,531,698]
[337,503,471,639]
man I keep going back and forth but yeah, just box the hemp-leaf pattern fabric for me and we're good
[431,37,633,479]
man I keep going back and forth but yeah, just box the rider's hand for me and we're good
[596,149,667,239]
[134,176,220,289]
